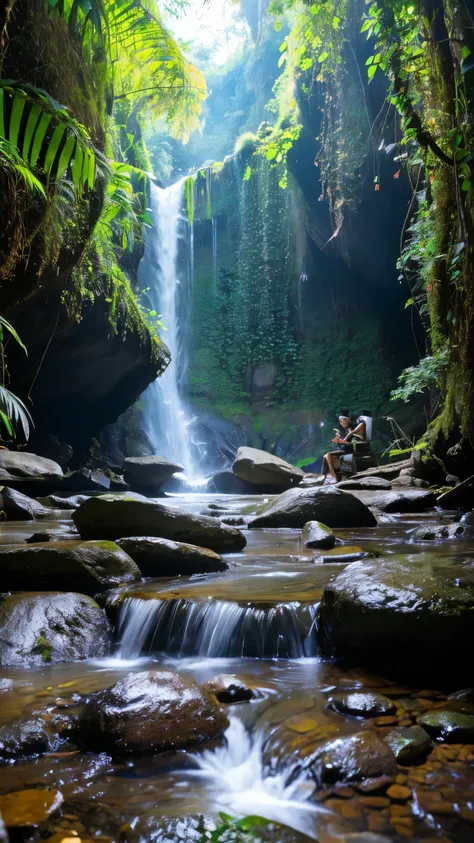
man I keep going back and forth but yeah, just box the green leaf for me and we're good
[366,55,374,66]
[0,410,14,437]
[9,93,26,148]
[318,52,329,63]
[461,178,471,192]
[368,64,378,80]
[462,45,471,61]
[0,89,4,140]
[360,18,373,32]
[44,122,67,175]
[56,133,76,180]
[22,104,42,162]
[87,151,95,189]
[266,147,277,161]
[70,141,83,187]
[30,112,52,167]
[0,315,27,352]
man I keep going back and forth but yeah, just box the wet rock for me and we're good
[207,470,256,494]
[0,487,49,520]
[298,473,325,488]
[460,511,474,533]
[116,537,228,576]
[0,452,63,478]
[0,788,63,828]
[385,725,431,765]
[438,475,474,510]
[330,692,396,718]
[25,530,79,543]
[232,447,304,491]
[318,556,474,681]
[412,523,465,541]
[0,540,141,595]
[37,494,90,510]
[202,674,254,704]
[60,468,113,492]
[221,515,251,527]
[73,495,247,552]
[362,490,436,513]
[392,475,428,488]
[338,478,392,491]
[417,710,474,742]
[309,731,397,785]
[78,670,229,755]
[448,688,474,702]
[123,456,183,492]
[302,521,336,549]
[249,486,377,529]
[314,546,372,564]
[0,718,57,762]
[0,592,110,667]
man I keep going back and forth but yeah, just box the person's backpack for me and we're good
[358,415,373,441]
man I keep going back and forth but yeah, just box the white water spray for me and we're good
[140,179,195,476]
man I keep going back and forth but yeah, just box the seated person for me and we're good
[323,411,369,483]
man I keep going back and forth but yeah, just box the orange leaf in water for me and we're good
[394,170,401,179]
[375,184,380,191]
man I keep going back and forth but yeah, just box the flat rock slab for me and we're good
[78,670,228,755]
[338,478,392,491]
[123,456,184,491]
[349,489,437,513]
[314,545,372,564]
[116,537,227,576]
[0,540,141,594]
[0,451,63,478]
[249,486,377,529]
[232,446,304,491]
[0,592,111,667]
[73,495,247,553]
[0,788,63,828]
[318,555,474,681]
[351,460,413,481]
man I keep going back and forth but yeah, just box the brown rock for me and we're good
[331,692,396,718]
[202,674,253,704]
[359,796,390,809]
[387,784,411,802]
[0,788,63,827]
[309,730,397,785]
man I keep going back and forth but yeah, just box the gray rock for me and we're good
[73,495,247,552]
[123,456,183,491]
[338,477,392,491]
[0,452,63,478]
[249,486,377,529]
[363,490,436,512]
[0,487,49,521]
[417,710,474,743]
[116,537,228,576]
[232,446,304,491]
[0,540,141,595]
[412,523,465,542]
[78,670,228,755]
[392,475,428,488]
[302,521,336,549]
[308,731,397,785]
[314,546,373,564]
[318,556,474,680]
[207,470,256,494]
[385,725,431,765]
[37,494,90,510]
[0,592,111,667]
[331,692,396,718]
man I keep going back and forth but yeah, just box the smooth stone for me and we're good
[0,540,141,595]
[392,475,428,488]
[385,725,431,765]
[202,674,254,704]
[0,788,63,828]
[331,692,396,718]
[0,487,49,520]
[116,537,227,576]
[412,523,465,541]
[249,486,377,529]
[302,521,336,549]
[317,556,474,680]
[362,490,436,513]
[37,494,90,510]
[338,478,392,491]
[232,446,304,491]
[0,718,57,762]
[207,470,256,494]
[417,710,474,743]
[0,592,110,667]
[448,688,474,702]
[73,495,247,552]
[0,452,63,478]
[78,670,229,755]
[309,731,397,785]
[123,456,183,491]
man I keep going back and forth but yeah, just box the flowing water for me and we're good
[1,496,474,841]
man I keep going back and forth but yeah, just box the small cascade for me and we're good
[116,597,318,661]
[211,215,217,289]
[139,179,195,476]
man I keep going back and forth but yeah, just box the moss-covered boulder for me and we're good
[73,495,247,552]
[116,537,227,576]
[302,521,336,549]
[78,670,229,755]
[0,592,111,667]
[0,541,141,595]
[417,711,474,743]
[318,556,474,681]
[232,447,304,491]
[249,486,376,529]
[385,725,431,765]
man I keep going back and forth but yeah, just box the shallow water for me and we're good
[1,493,474,841]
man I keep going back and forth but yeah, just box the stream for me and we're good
[0,493,474,842]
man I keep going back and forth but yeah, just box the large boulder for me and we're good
[207,470,255,494]
[0,592,111,667]
[0,487,49,520]
[354,489,437,513]
[318,556,474,681]
[0,451,63,478]
[308,731,397,785]
[0,540,141,595]
[78,670,229,755]
[73,496,247,552]
[249,486,377,529]
[123,456,183,491]
[116,537,227,576]
[232,447,304,491]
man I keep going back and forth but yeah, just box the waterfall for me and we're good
[212,216,217,289]
[116,597,318,661]
[139,179,194,476]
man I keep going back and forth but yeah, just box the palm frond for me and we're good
[0,314,27,353]
[0,386,33,440]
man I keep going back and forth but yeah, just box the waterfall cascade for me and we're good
[140,179,195,477]
[116,596,318,661]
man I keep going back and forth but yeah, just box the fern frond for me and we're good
[0,386,33,440]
